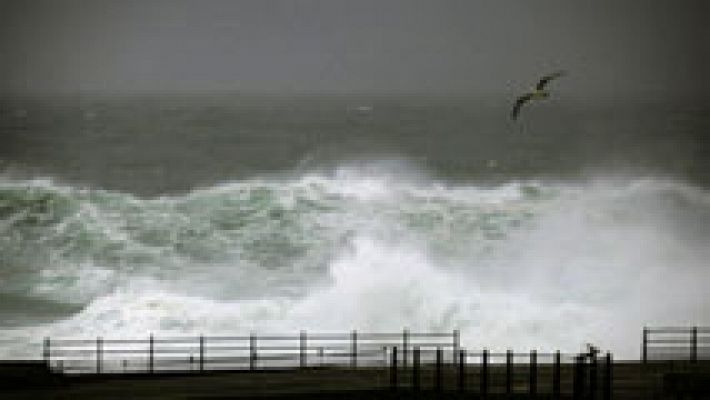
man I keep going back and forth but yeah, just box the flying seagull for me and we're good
[511,71,566,120]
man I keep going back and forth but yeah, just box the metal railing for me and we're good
[642,326,710,363]
[41,329,614,398]
[388,347,612,399]
[43,330,459,374]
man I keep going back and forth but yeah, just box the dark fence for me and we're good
[43,330,459,374]
[642,326,710,363]
[41,330,612,398]
[389,347,612,399]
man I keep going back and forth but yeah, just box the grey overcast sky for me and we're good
[0,0,708,98]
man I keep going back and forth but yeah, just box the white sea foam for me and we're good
[1,170,708,360]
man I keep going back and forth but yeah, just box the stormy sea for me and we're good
[1,94,708,360]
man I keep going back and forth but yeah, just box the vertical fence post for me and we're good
[458,348,465,393]
[402,329,409,368]
[96,337,102,374]
[390,346,398,390]
[453,329,460,365]
[573,355,580,400]
[351,330,357,368]
[642,327,648,364]
[604,352,612,400]
[43,337,50,367]
[691,326,698,363]
[553,350,561,400]
[249,332,257,370]
[506,349,513,396]
[199,335,204,372]
[481,349,489,398]
[413,346,420,392]
[590,350,598,400]
[300,331,307,368]
[149,334,154,374]
[530,350,537,397]
[573,354,585,400]
[436,347,443,392]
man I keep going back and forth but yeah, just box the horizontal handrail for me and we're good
[642,326,709,363]
[646,327,710,333]
[42,330,461,374]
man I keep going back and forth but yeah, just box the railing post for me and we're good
[530,349,537,397]
[506,349,513,396]
[642,327,648,363]
[96,337,102,374]
[413,346,420,392]
[351,330,357,368]
[149,334,154,373]
[553,350,561,400]
[300,330,307,368]
[390,346,398,390]
[402,329,409,367]
[249,332,257,370]
[458,348,465,393]
[453,329,460,365]
[691,326,698,363]
[573,354,585,400]
[43,337,50,367]
[604,352,612,400]
[199,335,204,372]
[481,349,489,398]
[590,350,598,400]
[436,347,443,392]
[573,354,580,399]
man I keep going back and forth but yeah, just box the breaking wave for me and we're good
[1,167,709,359]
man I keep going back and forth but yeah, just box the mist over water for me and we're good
[0,95,709,360]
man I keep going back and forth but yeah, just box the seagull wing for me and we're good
[511,93,534,120]
[535,70,566,91]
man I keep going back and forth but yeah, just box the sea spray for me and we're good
[1,170,708,359]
